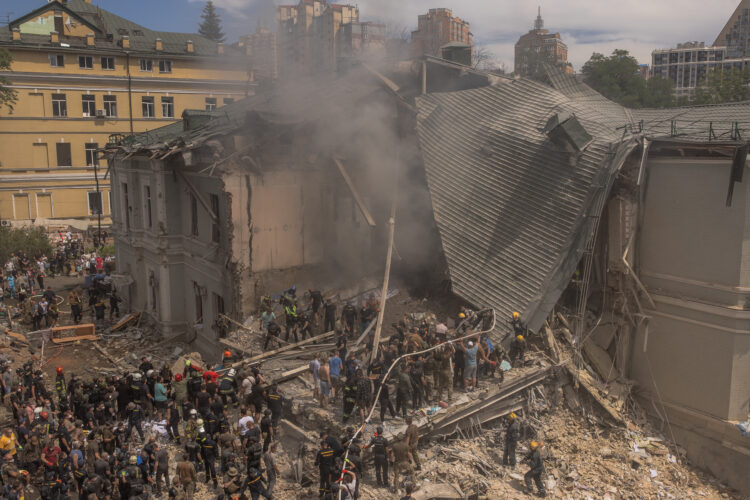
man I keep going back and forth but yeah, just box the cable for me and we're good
[335,308,497,499]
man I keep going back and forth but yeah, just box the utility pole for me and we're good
[93,159,102,248]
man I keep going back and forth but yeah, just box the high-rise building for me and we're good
[0,0,251,227]
[651,0,750,97]
[514,8,572,76]
[275,0,384,77]
[411,8,473,65]
[238,28,279,81]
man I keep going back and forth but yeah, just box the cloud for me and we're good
[196,0,741,71]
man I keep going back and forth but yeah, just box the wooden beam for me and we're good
[237,329,337,367]
[565,362,625,424]
[370,199,396,365]
[333,158,376,227]
[352,318,376,348]
[177,170,218,222]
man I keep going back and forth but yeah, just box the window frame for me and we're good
[139,59,153,72]
[141,96,155,118]
[81,94,96,117]
[51,93,67,117]
[101,56,115,70]
[223,98,234,106]
[103,95,117,117]
[55,142,72,167]
[49,54,64,67]
[78,55,94,69]
[87,191,103,215]
[205,97,217,111]
[144,185,153,229]
[161,96,174,118]
[84,143,99,167]
[158,60,172,73]
[210,193,220,243]
[190,193,199,237]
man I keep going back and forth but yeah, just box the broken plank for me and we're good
[565,362,624,424]
[582,339,617,383]
[272,364,308,384]
[237,329,337,367]
[333,157,376,227]
[352,318,376,348]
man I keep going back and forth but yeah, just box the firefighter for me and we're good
[314,440,335,498]
[509,335,527,366]
[522,441,546,497]
[55,366,67,404]
[218,369,238,408]
[503,413,520,467]
[366,426,389,487]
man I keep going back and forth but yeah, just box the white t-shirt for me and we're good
[238,416,254,436]
[241,377,254,397]
[342,478,356,500]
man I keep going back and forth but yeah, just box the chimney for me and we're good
[121,35,130,49]
[186,40,194,53]
[86,33,94,46]
[155,38,163,51]
[11,28,20,41]
[50,31,59,44]
[217,42,224,55]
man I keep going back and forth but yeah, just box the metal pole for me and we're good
[94,161,101,248]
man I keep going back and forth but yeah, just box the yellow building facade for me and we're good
[0,0,252,228]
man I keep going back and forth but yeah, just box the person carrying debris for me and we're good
[522,441,546,497]
[503,412,520,467]
[509,335,528,367]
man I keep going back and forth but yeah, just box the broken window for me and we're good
[223,98,234,106]
[161,97,174,118]
[101,56,115,70]
[78,55,93,69]
[190,193,199,237]
[88,191,102,215]
[215,293,226,337]
[158,60,172,73]
[145,185,152,229]
[52,94,67,117]
[210,193,220,243]
[142,96,155,118]
[82,95,96,117]
[139,59,153,72]
[49,54,64,67]
[205,97,217,111]
[85,143,98,166]
[194,284,203,324]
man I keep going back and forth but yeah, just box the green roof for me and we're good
[0,0,243,58]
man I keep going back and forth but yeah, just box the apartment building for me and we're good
[0,0,251,227]
[651,0,750,97]
[411,8,473,65]
[514,8,572,76]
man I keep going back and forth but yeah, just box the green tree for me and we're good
[582,49,675,108]
[198,1,225,43]
[0,226,52,265]
[693,67,750,105]
[0,48,17,113]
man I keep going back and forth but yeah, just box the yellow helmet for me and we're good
[530,441,539,450]
[512,312,520,320]
[458,312,466,319]
[509,412,517,420]
[516,335,524,341]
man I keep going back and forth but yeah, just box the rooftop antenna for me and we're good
[534,6,544,30]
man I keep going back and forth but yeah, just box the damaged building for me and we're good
[106,59,750,494]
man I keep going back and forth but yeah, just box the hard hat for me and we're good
[175,374,183,382]
[198,427,205,433]
[185,360,191,366]
[458,312,466,319]
[376,426,383,434]
[509,412,517,420]
[196,419,204,427]
[530,441,539,450]
[291,285,296,292]
[189,409,197,416]
[41,411,48,419]
[146,370,154,377]
[56,366,63,374]
[129,455,138,464]
[127,402,136,410]
[224,350,232,358]
[516,335,524,341]
[512,312,520,320]
[132,372,142,380]
[228,369,236,377]
[467,341,473,347]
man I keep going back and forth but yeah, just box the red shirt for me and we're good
[203,370,219,383]
[43,446,61,466]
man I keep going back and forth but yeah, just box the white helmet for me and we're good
[189,409,198,417]
[196,419,204,427]
[132,372,142,381]
[228,369,236,377]
[146,370,154,377]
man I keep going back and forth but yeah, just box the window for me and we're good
[87,192,102,215]
[210,194,220,242]
[215,293,226,337]
[194,285,203,324]
[103,95,117,117]
[144,185,152,228]
[81,95,96,117]
[101,56,115,70]
[142,96,155,118]
[123,183,130,229]
[190,193,199,236]
[158,60,172,73]
[205,97,217,111]
[223,98,234,106]
[85,143,99,166]
[139,59,153,72]
[56,143,72,167]
[52,94,67,117]
[49,54,64,67]
[161,97,174,118]
[78,55,93,69]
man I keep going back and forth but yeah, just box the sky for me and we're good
[1,0,742,71]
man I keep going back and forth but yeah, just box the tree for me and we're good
[693,67,750,105]
[198,1,225,43]
[0,226,52,265]
[0,48,17,114]
[581,49,675,108]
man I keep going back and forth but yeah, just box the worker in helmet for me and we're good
[222,350,233,368]
[511,311,527,336]
[509,334,527,367]
[522,441,546,497]
[55,366,67,404]
[503,413,520,467]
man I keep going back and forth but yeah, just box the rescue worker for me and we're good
[266,384,283,431]
[264,321,281,350]
[120,455,145,499]
[126,402,145,442]
[435,343,454,402]
[242,467,271,500]
[522,441,546,497]
[55,366,67,404]
[366,426,389,487]
[503,412,520,467]
[404,416,421,471]
[342,375,357,424]
[199,431,218,488]
[395,366,412,419]
[69,289,83,324]
[341,302,357,338]
[314,440,335,497]
[390,438,414,494]
[219,369,238,408]
[510,335,527,366]
[283,302,299,343]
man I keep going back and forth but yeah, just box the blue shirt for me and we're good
[329,356,343,377]
[465,345,479,367]
[154,382,167,402]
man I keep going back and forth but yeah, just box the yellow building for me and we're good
[0,0,251,228]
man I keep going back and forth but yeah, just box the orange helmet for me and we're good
[175,374,183,382]
[41,411,48,420]
[224,350,232,358]
[56,366,63,374]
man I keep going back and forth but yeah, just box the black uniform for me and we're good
[503,419,520,466]
[523,448,546,497]
[368,434,389,486]
[314,446,335,497]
